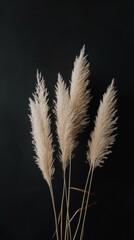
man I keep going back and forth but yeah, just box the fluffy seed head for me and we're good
[55,74,76,170]
[29,71,54,186]
[87,79,117,168]
[70,46,91,136]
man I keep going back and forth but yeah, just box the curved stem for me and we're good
[69,200,97,225]
[80,167,94,240]
[73,165,92,240]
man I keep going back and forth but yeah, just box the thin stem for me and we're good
[71,187,96,196]
[69,201,97,226]
[73,165,92,240]
[50,185,59,240]
[80,167,94,240]
[65,158,72,240]
[68,158,72,239]
[64,169,71,240]
[60,180,65,240]
[63,170,68,240]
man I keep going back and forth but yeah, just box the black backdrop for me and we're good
[0,1,134,239]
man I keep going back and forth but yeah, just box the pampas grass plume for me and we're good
[29,71,54,187]
[70,46,91,135]
[55,47,91,170]
[87,79,117,168]
[55,74,76,170]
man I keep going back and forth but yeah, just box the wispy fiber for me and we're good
[29,71,54,187]
[55,47,91,170]
[55,74,76,170]
[70,46,91,136]
[87,79,117,168]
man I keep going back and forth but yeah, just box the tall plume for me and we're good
[55,47,91,170]
[29,71,54,187]
[70,46,91,136]
[87,80,117,168]
[55,74,76,170]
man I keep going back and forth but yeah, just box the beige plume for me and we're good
[55,47,90,170]
[29,71,54,187]
[55,74,76,170]
[87,79,117,168]
[70,46,91,135]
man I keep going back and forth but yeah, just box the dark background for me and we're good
[0,0,134,239]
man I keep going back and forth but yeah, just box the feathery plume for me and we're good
[70,46,91,136]
[87,79,117,168]
[55,74,76,170]
[29,71,54,187]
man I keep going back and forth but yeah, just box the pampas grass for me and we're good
[55,73,76,171]
[70,46,90,136]
[54,48,91,239]
[55,46,90,170]
[29,70,59,240]
[29,47,117,240]
[79,79,117,240]
[87,79,117,168]
[29,70,54,187]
